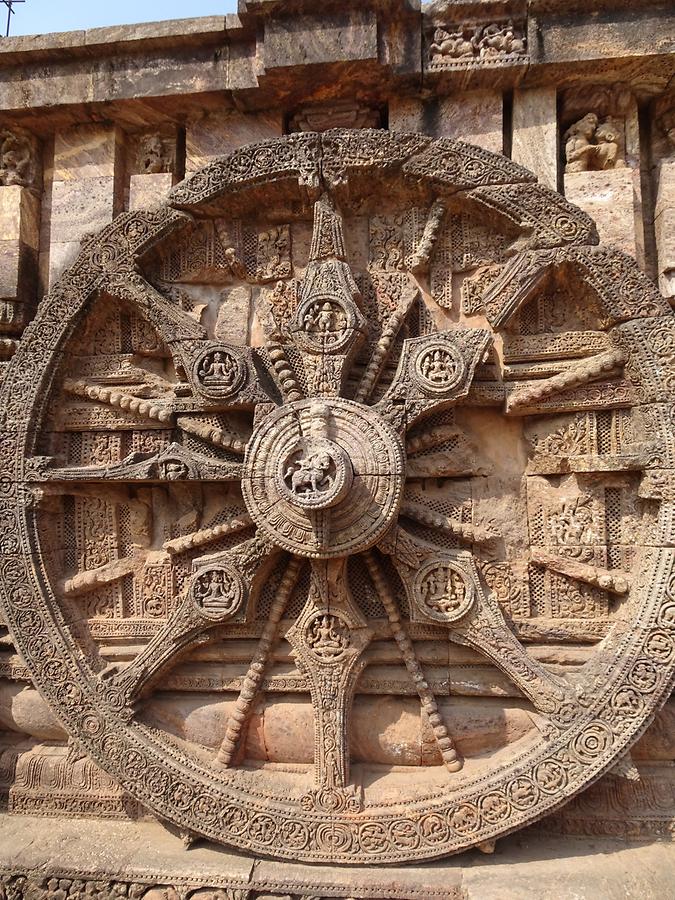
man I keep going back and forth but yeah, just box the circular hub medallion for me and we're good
[277,437,352,510]
[242,398,405,558]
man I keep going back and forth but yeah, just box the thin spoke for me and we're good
[63,555,139,596]
[163,512,254,555]
[64,379,173,425]
[215,555,303,767]
[354,279,418,404]
[364,551,463,773]
[178,416,249,454]
[401,501,495,546]
[265,330,304,402]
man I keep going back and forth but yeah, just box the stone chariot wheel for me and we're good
[0,130,673,863]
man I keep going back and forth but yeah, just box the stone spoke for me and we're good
[103,534,273,706]
[286,558,373,809]
[530,547,630,595]
[353,275,419,404]
[215,555,303,768]
[63,554,140,596]
[364,551,463,773]
[63,378,174,426]
[401,502,496,546]
[449,598,580,727]
[285,195,367,398]
[388,530,579,728]
[31,442,243,483]
[163,512,254,555]
[374,329,492,432]
[177,416,250,455]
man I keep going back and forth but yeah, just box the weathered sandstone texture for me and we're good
[0,0,674,897]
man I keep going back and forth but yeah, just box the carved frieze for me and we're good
[427,19,527,69]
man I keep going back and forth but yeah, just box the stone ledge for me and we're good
[0,813,673,899]
[0,17,239,65]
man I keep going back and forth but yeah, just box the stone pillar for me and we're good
[48,124,124,285]
[186,110,283,173]
[0,185,40,335]
[512,87,558,191]
[654,157,675,302]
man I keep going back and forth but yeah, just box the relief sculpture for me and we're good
[0,129,673,867]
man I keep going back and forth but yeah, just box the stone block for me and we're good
[50,177,117,244]
[186,110,283,172]
[655,204,675,300]
[564,167,639,259]
[436,91,503,154]
[53,124,123,180]
[633,699,675,760]
[0,186,40,249]
[512,87,558,191]
[0,240,36,303]
[215,285,252,346]
[654,158,675,219]
[389,96,425,133]
[128,173,173,210]
[0,239,21,298]
[263,11,377,68]
[48,241,81,285]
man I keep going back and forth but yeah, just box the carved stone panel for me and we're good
[0,130,673,865]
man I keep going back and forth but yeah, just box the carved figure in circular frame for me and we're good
[189,565,245,621]
[413,342,466,394]
[0,130,672,865]
[293,295,355,354]
[277,437,352,510]
[414,559,475,624]
[193,344,246,399]
[304,610,351,662]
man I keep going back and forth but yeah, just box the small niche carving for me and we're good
[564,114,626,173]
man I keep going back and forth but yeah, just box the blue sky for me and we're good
[5,1,239,36]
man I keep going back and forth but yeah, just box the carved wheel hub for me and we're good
[0,130,673,865]
[243,398,404,556]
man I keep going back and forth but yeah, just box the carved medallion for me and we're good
[414,343,466,394]
[193,345,246,399]
[242,398,404,557]
[415,559,475,623]
[0,131,673,865]
[189,565,245,620]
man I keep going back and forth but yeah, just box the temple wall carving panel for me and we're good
[0,0,673,895]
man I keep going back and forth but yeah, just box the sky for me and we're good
[3,1,239,37]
